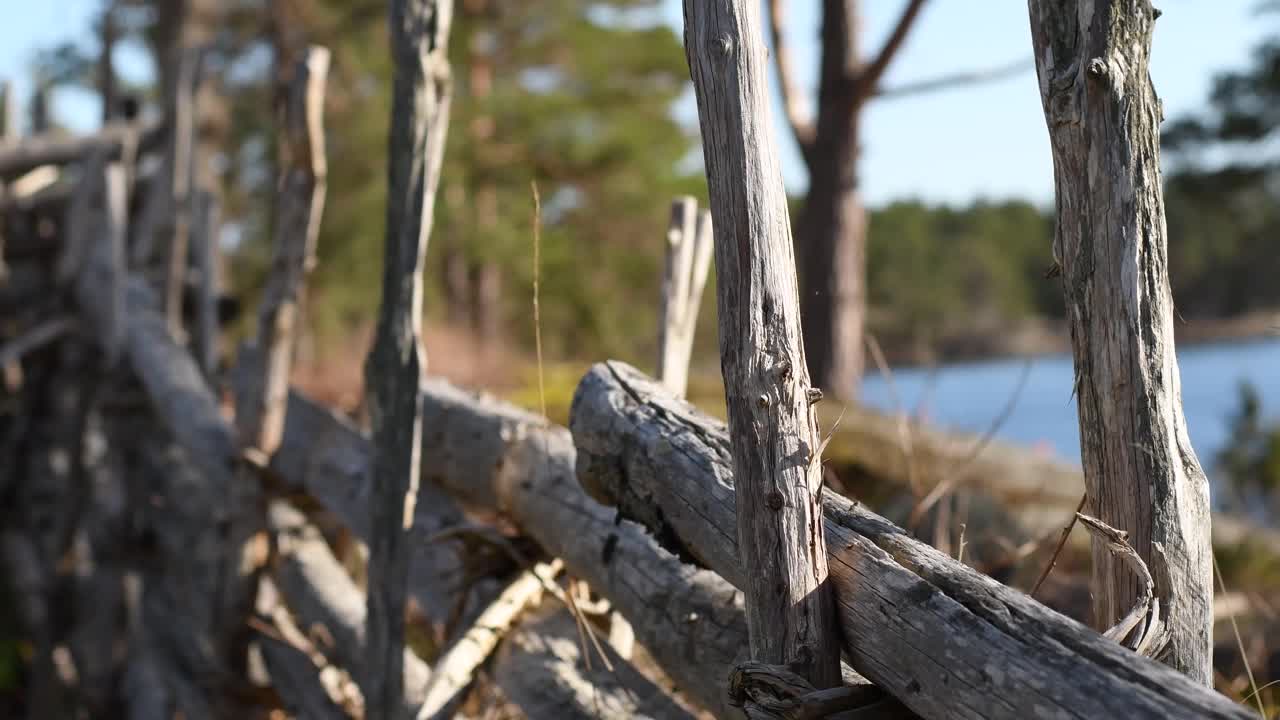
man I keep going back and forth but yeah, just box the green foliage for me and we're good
[866,199,1058,342]
[1217,382,1280,522]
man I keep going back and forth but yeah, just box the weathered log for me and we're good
[684,0,841,688]
[268,386,466,624]
[64,154,128,364]
[415,562,556,719]
[123,279,235,481]
[569,361,1252,719]
[0,120,164,179]
[236,46,329,453]
[363,1,454,716]
[1027,0,1213,682]
[270,501,433,717]
[268,501,684,720]
[494,607,699,720]
[256,633,350,720]
[278,385,747,717]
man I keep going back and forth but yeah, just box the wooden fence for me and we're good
[0,9,1267,720]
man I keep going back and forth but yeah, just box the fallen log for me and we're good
[0,120,163,179]
[494,607,699,720]
[277,385,748,717]
[268,501,689,720]
[569,360,1253,720]
[269,387,470,624]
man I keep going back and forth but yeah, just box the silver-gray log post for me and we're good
[364,1,453,718]
[683,0,842,689]
[1027,0,1213,682]
[236,46,330,453]
[656,196,713,398]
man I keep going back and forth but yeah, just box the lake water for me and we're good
[859,336,1280,472]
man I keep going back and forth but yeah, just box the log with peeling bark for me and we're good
[363,1,454,716]
[277,385,747,717]
[1027,0,1213,682]
[0,120,164,179]
[569,360,1253,720]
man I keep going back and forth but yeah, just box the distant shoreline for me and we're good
[878,309,1280,369]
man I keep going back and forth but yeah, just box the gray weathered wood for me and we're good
[657,196,697,397]
[193,191,219,376]
[236,45,329,454]
[684,0,841,689]
[569,361,1252,719]
[494,607,700,720]
[0,120,164,179]
[165,48,200,339]
[1027,0,1213,683]
[269,501,432,718]
[363,2,453,717]
[65,155,128,364]
[267,386,466,623]
[269,501,680,720]
[123,278,235,488]
[257,633,350,720]
[278,385,747,717]
[415,562,554,720]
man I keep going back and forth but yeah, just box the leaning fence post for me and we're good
[683,0,842,690]
[1027,0,1213,683]
[657,196,714,398]
[235,46,330,454]
[363,2,453,718]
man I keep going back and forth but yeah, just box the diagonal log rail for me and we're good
[275,384,752,718]
[569,360,1253,720]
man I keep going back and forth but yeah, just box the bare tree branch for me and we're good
[875,57,1031,100]
[857,0,929,97]
[766,0,815,149]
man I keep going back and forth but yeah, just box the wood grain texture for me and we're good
[236,46,329,454]
[683,0,841,688]
[1026,0,1213,682]
[569,361,1251,719]
[278,384,747,717]
[363,1,453,717]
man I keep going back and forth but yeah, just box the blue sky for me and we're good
[1,1,1267,205]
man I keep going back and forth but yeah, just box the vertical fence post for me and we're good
[683,0,842,690]
[364,1,453,718]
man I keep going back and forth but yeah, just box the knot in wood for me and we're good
[718,34,735,57]
[757,393,771,410]
[766,491,785,510]
[806,387,823,405]
[1088,58,1108,77]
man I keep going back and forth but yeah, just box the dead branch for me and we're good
[765,0,815,148]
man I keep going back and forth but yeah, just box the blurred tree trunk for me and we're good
[772,0,926,401]
[466,0,502,352]
[99,1,118,124]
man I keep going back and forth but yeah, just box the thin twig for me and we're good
[909,358,1033,528]
[866,334,920,497]
[1031,494,1087,599]
[530,180,545,420]
[1214,552,1265,718]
